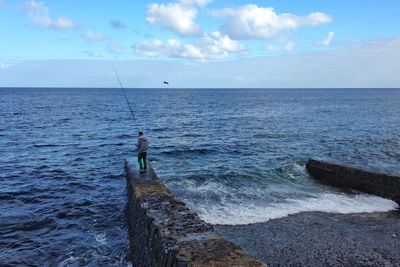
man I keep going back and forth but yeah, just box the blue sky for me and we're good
[0,0,399,88]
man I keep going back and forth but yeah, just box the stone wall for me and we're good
[125,161,265,267]
[306,159,400,204]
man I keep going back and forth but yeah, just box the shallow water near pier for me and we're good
[1,88,399,265]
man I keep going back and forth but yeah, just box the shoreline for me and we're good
[215,210,400,266]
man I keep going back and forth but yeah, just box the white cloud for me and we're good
[319,31,335,46]
[135,39,207,59]
[146,2,202,37]
[304,12,333,25]
[0,63,11,69]
[265,45,278,52]
[83,31,104,42]
[285,41,295,51]
[53,16,75,29]
[213,5,332,40]
[179,0,212,7]
[107,43,123,54]
[23,0,76,30]
[200,31,245,54]
[181,44,204,59]
[135,39,164,57]
[135,32,244,60]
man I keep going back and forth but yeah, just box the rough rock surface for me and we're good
[215,211,400,267]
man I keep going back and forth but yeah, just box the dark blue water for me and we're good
[1,88,399,265]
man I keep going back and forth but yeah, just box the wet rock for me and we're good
[306,159,400,204]
[215,211,400,267]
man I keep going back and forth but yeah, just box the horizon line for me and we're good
[1,87,400,90]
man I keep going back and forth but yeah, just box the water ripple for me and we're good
[0,88,399,265]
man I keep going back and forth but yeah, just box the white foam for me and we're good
[94,232,107,245]
[58,255,79,267]
[292,163,306,173]
[192,193,398,225]
[171,163,399,225]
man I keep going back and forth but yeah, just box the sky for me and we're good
[0,0,399,88]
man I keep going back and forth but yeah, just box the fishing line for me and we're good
[111,64,140,133]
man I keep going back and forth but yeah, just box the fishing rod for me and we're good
[111,64,140,134]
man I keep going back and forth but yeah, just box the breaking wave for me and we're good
[194,193,398,225]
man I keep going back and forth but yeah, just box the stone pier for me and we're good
[125,160,265,267]
[306,159,400,204]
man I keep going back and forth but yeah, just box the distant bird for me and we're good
[163,81,169,85]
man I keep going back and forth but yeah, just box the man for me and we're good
[136,131,148,172]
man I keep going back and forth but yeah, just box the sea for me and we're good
[0,88,399,266]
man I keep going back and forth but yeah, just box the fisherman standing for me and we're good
[136,132,148,172]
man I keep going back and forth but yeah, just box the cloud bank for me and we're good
[3,38,399,88]
[135,32,244,60]
[213,5,332,40]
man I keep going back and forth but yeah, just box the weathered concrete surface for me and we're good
[125,161,265,267]
[216,211,400,267]
[306,159,400,204]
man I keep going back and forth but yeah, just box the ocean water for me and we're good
[0,88,399,265]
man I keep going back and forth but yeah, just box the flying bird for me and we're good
[163,81,169,85]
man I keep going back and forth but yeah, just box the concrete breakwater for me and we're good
[306,159,400,204]
[125,161,265,267]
